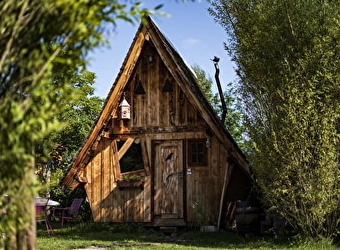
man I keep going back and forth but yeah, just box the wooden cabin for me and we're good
[61,16,251,229]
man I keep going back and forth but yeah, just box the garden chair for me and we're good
[35,197,54,235]
[52,198,84,228]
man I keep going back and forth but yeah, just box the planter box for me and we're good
[117,180,144,190]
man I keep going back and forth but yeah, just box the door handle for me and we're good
[164,171,183,182]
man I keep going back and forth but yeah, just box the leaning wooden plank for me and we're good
[217,159,234,230]
[141,138,151,175]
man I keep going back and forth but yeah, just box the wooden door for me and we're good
[154,140,183,219]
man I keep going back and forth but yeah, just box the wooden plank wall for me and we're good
[84,137,152,223]
[127,41,205,130]
[84,134,230,224]
[185,135,228,224]
[82,40,242,225]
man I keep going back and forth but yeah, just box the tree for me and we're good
[192,64,247,151]
[0,0,163,249]
[50,70,104,155]
[192,64,215,103]
[36,70,104,196]
[208,0,340,240]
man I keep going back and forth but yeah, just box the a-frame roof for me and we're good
[61,16,250,189]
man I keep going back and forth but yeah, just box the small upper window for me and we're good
[188,139,207,166]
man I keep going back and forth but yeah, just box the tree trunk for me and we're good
[5,168,36,250]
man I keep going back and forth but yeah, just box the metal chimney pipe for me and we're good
[212,56,227,124]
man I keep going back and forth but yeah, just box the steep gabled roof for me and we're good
[61,16,249,189]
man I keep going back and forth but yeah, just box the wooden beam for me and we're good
[130,125,209,133]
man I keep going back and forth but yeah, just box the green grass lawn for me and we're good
[37,222,340,250]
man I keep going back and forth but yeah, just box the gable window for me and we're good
[188,139,207,166]
[117,138,144,173]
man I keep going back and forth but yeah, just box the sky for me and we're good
[87,0,236,98]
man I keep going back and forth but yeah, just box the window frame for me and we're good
[116,137,145,174]
[187,139,208,167]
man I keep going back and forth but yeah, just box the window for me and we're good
[188,139,207,166]
[117,138,144,173]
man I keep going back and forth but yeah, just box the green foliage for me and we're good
[49,70,104,158]
[0,0,166,247]
[209,0,340,240]
[35,69,104,196]
[192,64,215,103]
[191,201,208,228]
[122,175,141,181]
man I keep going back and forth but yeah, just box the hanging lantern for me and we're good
[119,94,130,120]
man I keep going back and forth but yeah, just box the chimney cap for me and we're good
[212,56,220,63]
